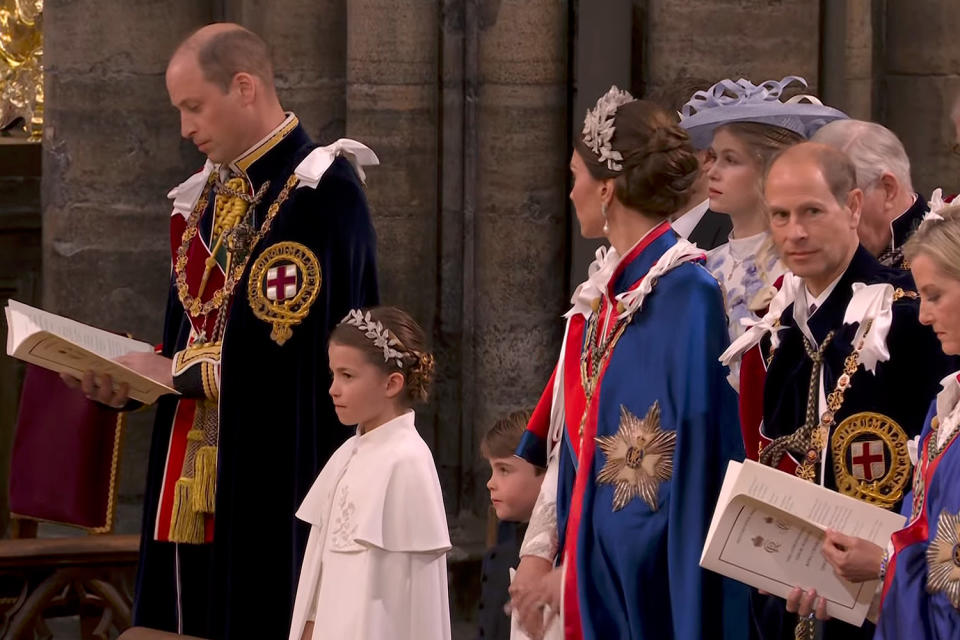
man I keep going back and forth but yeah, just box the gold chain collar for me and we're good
[173,171,300,335]
[760,320,874,481]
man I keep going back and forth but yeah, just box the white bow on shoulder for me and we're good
[295,138,380,187]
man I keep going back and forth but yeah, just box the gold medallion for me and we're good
[247,241,321,345]
[831,411,911,510]
[926,510,960,610]
[595,402,676,511]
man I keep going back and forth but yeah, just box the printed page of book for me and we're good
[5,301,176,404]
[6,300,153,358]
[701,460,905,626]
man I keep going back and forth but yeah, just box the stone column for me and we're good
[43,1,214,530]
[883,1,960,196]
[640,0,820,98]
[345,1,441,442]
[471,0,570,508]
[223,0,347,142]
[818,0,878,120]
[436,0,467,507]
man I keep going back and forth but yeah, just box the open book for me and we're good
[5,300,177,404]
[701,459,905,626]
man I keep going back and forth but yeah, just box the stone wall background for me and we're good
[32,0,960,535]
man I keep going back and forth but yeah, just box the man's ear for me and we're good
[233,72,257,105]
[878,172,900,205]
[846,187,864,229]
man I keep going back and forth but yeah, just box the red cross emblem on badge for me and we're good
[850,440,886,481]
[266,264,298,301]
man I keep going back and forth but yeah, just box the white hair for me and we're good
[811,119,913,193]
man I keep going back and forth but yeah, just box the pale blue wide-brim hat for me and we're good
[679,76,848,149]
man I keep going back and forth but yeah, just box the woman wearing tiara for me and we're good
[510,87,749,640]
[679,77,846,345]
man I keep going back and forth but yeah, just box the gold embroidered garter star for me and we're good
[927,509,960,609]
[595,402,676,511]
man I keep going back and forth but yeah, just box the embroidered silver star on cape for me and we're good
[595,402,676,511]
[927,510,960,609]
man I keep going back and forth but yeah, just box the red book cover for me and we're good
[9,365,124,532]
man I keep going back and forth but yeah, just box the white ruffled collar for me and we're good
[935,371,960,449]
[565,228,704,321]
[565,245,620,319]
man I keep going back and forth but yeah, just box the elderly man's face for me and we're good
[765,154,862,293]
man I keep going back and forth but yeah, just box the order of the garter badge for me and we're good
[595,402,676,512]
[247,241,321,345]
[830,411,910,510]
[926,509,960,609]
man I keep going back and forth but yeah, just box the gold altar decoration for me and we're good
[0,0,42,139]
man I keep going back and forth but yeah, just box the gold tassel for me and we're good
[168,478,205,544]
[192,445,218,514]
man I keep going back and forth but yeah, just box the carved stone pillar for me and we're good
[471,0,570,506]
[883,1,960,195]
[346,0,441,444]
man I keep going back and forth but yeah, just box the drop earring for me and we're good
[601,201,609,234]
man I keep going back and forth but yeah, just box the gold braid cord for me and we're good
[578,302,631,440]
[758,331,835,471]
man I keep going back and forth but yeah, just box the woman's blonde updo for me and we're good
[330,306,435,405]
[903,203,960,282]
[575,99,700,218]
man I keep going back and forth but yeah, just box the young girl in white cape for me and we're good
[288,306,451,640]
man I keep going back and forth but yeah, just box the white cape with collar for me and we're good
[288,411,451,640]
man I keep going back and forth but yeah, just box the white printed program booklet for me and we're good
[4,299,177,404]
[700,459,905,626]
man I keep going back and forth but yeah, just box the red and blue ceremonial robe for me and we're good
[520,222,749,640]
[877,371,960,640]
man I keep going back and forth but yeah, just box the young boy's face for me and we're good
[485,456,544,522]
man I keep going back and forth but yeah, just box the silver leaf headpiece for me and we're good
[581,86,635,171]
[341,309,410,369]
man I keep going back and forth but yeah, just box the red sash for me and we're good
[169,209,225,339]
[154,188,230,543]
[882,423,958,604]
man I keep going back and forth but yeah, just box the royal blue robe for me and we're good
[877,376,960,640]
[555,223,749,640]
